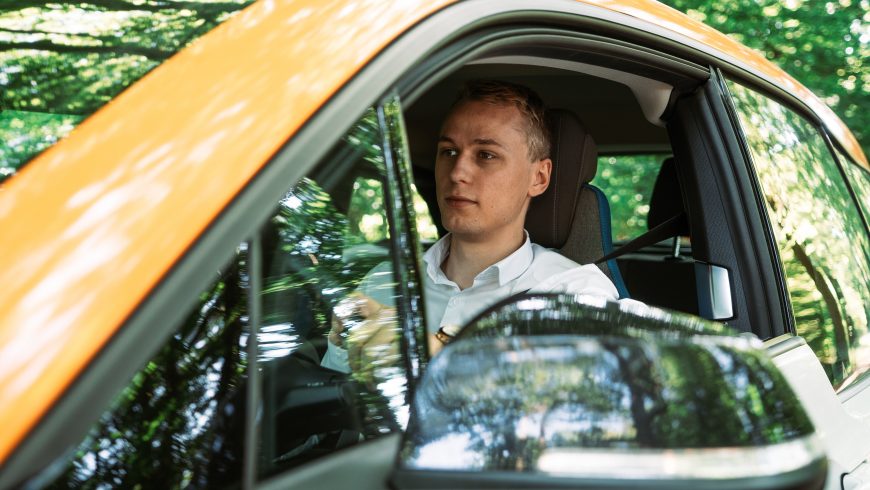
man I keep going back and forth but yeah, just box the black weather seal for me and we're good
[243,236,262,490]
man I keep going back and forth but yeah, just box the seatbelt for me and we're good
[595,213,688,264]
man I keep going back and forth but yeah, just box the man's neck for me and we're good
[441,229,526,290]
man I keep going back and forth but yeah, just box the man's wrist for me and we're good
[434,327,455,345]
[329,330,345,347]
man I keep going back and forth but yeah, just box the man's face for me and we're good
[435,100,550,243]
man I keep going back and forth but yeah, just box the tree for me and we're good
[0,0,254,181]
[660,0,869,158]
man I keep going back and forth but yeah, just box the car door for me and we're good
[714,73,870,488]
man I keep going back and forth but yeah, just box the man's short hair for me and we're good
[454,79,551,161]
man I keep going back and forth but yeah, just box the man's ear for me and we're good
[528,158,552,197]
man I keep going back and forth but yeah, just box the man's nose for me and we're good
[448,150,473,183]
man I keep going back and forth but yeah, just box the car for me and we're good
[0,0,868,488]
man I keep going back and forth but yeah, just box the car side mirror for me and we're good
[392,294,825,490]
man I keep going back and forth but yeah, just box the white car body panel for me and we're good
[770,340,870,488]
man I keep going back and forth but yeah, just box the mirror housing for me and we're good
[393,294,825,490]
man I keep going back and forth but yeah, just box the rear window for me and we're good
[592,154,670,242]
[0,0,254,183]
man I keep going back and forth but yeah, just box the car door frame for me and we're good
[707,65,870,484]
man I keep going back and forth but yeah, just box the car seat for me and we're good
[525,109,629,298]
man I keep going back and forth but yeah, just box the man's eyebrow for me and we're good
[437,136,505,148]
[473,138,504,148]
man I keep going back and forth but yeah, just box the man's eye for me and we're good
[479,151,496,160]
[439,148,457,158]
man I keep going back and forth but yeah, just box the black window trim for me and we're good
[664,69,784,338]
[710,68,795,339]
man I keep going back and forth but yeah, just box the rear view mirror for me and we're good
[393,294,825,490]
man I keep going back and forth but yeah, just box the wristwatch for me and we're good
[434,327,454,345]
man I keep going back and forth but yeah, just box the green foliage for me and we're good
[592,154,666,241]
[728,79,870,389]
[0,0,254,182]
[660,0,870,157]
[0,110,82,177]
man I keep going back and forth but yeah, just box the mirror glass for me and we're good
[396,294,823,485]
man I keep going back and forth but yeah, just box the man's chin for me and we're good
[444,227,489,243]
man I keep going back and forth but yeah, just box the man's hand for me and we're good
[328,292,398,373]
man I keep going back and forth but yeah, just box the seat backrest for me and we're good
[525,109,629,298]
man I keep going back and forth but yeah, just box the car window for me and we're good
[727,80,870,390]
[41,103,418,487]
[0,0,255,183]
[45,249,250,487]
[592,154,670,242]
[835,147,870,225]
[256,106,410,479]
[410,183,439,243]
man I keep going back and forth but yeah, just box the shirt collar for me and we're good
[422,231,534,287]
[422,234,452,285]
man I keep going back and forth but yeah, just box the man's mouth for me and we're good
[445,196,476,208]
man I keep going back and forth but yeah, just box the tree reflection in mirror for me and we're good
[395,294,824,489]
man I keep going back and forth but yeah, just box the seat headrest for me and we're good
[647,157,690,235]
[525,109,598,249]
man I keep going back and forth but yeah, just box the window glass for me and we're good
[0,0,254,183]
[410,183,439,243]
[46,250,249,487]
[727,80,870,390]
[256,107,408,478]
[835,147,870,224]
[592,154,669,242]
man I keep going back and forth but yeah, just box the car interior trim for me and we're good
[667,86,755,334]
[399,28,708,109]
[469,55,674,126]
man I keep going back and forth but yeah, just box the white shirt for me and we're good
[322,231,620,371]
[422,232,618,337]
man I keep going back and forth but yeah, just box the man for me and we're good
[322,80,618,370]
[423,79,617,353]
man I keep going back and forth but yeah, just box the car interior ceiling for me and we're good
[403,58,701,316]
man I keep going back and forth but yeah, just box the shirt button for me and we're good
[448,298,456,306]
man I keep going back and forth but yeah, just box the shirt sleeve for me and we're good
[321,339,351,373]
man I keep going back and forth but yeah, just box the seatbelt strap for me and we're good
[595,213,688,264]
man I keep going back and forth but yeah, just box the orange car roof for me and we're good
[0,0,864,466]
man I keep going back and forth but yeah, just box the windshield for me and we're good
[0,0,255,184]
